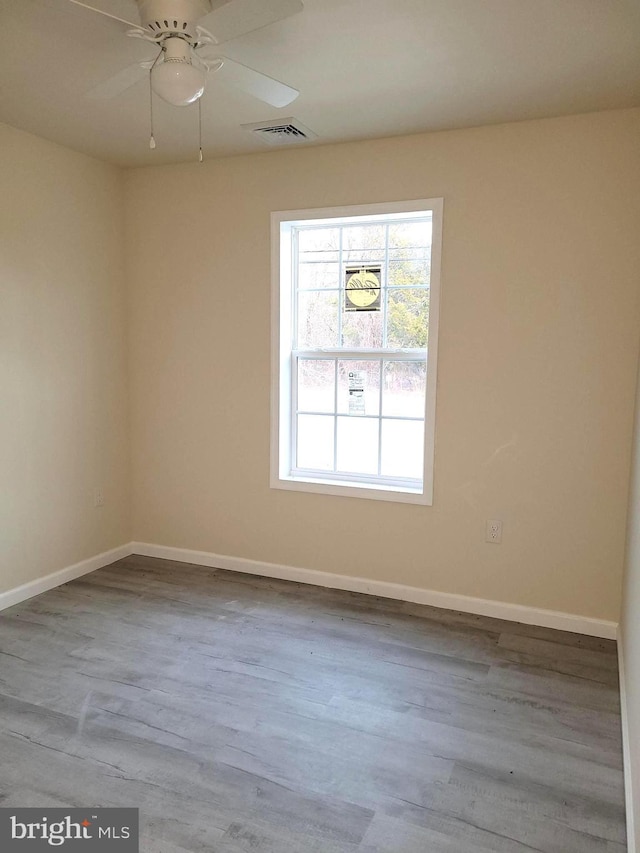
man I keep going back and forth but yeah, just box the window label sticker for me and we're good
[348,370,366,415]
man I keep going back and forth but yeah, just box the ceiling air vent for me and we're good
[242,118,317,146]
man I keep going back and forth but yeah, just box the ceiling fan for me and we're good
[66,0,303,109]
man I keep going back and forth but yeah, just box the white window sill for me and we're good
[272,474,431,505]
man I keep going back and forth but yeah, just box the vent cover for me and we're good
[242,118,317,146]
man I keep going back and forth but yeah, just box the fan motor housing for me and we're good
[136,0,213,35]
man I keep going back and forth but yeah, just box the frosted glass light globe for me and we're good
[152,58,205,106]
[151,37,205,106]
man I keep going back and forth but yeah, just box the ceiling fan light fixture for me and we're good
[151,36,206,105]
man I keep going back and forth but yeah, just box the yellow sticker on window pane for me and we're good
[345,266,381,312]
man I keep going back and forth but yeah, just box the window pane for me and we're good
[297,415,334,471]
[388,220,432,251]
[342,309,383,348]
[298,227,340,261]
[298,262,340,289]
[343,249,386,265]
[297,291,339,348]
[298,360,335,413]
[386,288,429,348]
[388,247,430,262]
[381,419,424,479]
[337,360,381,416]
[336,416,379,475]
[382,362,426,417]
[343,224,385,251]
[388,259,429,286]
[299,250,340,263]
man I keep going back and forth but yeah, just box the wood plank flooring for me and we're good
[0,555,627,852]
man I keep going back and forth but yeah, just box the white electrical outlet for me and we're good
[94,488,104,508]
[486,519,503,544]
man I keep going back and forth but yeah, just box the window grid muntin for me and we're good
[337,227,344,352]
[292,353,426,485]
[290,214,433,484]
[280,206,442,496]
[292,216,433,347]
[296,214,432,295]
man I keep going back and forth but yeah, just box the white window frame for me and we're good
[271,198,443,505]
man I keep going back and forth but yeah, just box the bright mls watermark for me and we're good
[0,809,138,851]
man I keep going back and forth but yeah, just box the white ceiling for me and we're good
[2,0,640,167]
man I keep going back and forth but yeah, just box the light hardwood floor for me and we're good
[0,555,627,852]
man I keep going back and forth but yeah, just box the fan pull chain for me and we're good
[148,73,156,150]
[149,52,162,151]
[198,97,203,163]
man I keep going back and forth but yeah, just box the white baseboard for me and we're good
[0,539,619,640]
[130,541,618,639]
[0,544,132,612]
[618,628,637,853]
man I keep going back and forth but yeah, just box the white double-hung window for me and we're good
[271,199,442,504]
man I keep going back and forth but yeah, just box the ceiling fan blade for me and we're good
[86,61,149,99]
[213,56,299,107]
[66,0,143,31]
[200,0,303,45]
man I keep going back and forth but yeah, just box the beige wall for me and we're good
[621,356,640,851]
[123,107,638,622]
[0,123,130,593]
